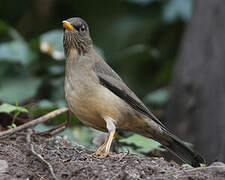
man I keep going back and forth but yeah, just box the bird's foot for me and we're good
[90,151,110,158]
[90,130,117,158]
[89,151,101,157]
[99,151,110,158]
[90,146,106,157]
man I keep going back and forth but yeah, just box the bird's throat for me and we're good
[67,48,80,60]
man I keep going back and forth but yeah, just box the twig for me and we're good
[118,141,141,150]
[0,108,69,137]
[37,110,71,137]
[26,129,59,180]
[116,151,129,162]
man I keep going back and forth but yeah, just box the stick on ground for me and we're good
[26,129,59,180]
[0,107,69,138]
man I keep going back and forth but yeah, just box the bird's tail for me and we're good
[158,128,205,167]
[133,120,205,167]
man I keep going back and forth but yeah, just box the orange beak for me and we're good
[62,20,75,30]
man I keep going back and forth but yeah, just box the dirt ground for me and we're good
[0,131,225,180]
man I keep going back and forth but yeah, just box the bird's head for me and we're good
[62,17,92,57]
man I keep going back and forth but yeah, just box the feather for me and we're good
[93,59,166,128]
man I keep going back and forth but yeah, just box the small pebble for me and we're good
[0,160,8,173]
[210,162,225,167]
[209,162,225,174]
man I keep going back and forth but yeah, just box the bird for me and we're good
[62,17,205,167]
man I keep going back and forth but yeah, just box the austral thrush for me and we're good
[62,17,205,167]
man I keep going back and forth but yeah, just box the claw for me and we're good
[90,129,118,158]
[99,152,110,158]
[91,138,108,157]
[90,150,104,157]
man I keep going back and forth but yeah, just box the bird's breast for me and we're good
[64,56,137,131]
[64,63,104,127]
[65,73,134,131]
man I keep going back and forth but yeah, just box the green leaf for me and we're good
[145,88,170,105]
[8,28,24,41]
[0,77,41,103]
[34,123,76,142]
[7,123,17,129]
[38,99,55,109]
[182,164,193,168]
[163,0,192,22]
[0,40,36,65]
[120,134,164,153]
[11,123,17,128]
[0,103,28,113]
[200,163,207,167]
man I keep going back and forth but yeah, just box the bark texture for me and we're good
[167,0,225,164]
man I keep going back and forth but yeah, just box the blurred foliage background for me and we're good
[0,0,192,156]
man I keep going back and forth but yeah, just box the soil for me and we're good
[0,131,225,180]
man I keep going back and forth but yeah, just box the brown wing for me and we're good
[93,58,166,128]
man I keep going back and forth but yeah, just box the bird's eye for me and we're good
[79,26,85,32]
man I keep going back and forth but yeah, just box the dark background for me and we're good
[0,0,224,164]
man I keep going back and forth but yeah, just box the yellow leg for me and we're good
[92,137,109,156]
[99,130,117,158]
[92,116,118,158]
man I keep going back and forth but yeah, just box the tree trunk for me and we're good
[166,0,225,164]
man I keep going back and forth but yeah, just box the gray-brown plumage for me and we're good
[62,17,205,167]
